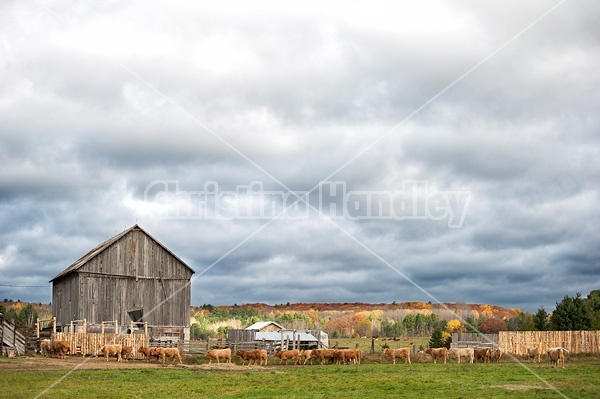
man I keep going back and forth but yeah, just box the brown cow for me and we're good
[274,349,300,365]
[52,340,70,359]
[299,350,313,365]
[332,349,361,365]
[474,348,491,363]
[425,347,448,364]
[383,347,411,365]
[98,344,122,362]
[138,346,159,362]
[155,347,183,365]
[121,346,134,361]
[236,349,267,366]
[205,348,231,364]
[494,349,502,363]
[526,347,542,363]
[547,347,568,368]
[311,349,337,365]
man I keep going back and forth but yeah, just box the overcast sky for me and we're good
[1,1,598,313]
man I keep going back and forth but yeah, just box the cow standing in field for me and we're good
[236,349,267,366]
[449,348,474,364]
[98,344,122,362]
[383,348,411,365]
[205,348,231,364]
[121,346,134,361]
[138,346,159,362]
[547,347,568,369]
[299,350,313,365]
[52,340,70,359]
[425,347,448,364]
[40,339,53,357]
[310,349,337,365]
[494,349,502,363]
[155,347,183,365]
[275,349,300,365]
[474,348,491,363]
[526,347,542,363]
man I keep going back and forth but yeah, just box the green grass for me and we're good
[1,355,599,399]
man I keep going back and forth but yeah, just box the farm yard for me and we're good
[1,351,599,398]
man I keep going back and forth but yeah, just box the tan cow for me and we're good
[474,348,491,363]
[425,347,448,364]
[383,347,411,365]
[205,348,231,364]
[40,339,52,357]
[449,347,474,364]
[52,340,70,359]
[275,349,300,365]
[236,349,267,366]
[121,346,134,361]
[155,347,183,365]
[311,349,337,365]
[299,350,313,365]
[547,347,568,368]
[332,349,361,365]
[138,346,159,362]
[494,349,502,363]
[98,344,122,362]
[526,347,542,363]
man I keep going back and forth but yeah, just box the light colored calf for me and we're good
[449,347,474,364]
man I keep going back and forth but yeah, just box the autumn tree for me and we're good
[445,319,465,333]
[478,318,507,334]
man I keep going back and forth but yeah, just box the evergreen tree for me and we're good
[429,327,445,348]
[586,290,600,330]
[519,315,536,331]
[550,293,592,330]
[533,307,549,331]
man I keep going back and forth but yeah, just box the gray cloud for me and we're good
[1,1,598,312]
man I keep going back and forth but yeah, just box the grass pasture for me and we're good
[0,353,598,399]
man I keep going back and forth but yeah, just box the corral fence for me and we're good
[451,332,499,349]
[498,330,600,355]
[55,332,149,358]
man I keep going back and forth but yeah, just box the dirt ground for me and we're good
[0,354,273,372]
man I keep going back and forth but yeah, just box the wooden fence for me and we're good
[1,317,26,356]
[450,332,499,349]
[55,332,149,358]
[498,330,600,355]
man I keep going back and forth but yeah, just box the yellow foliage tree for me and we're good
[445,319,465,333]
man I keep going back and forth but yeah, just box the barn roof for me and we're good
[255,331,318,342]
[245,321,284,331]
[50,224,195,282]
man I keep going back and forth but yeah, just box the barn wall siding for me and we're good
[51,227,192,330]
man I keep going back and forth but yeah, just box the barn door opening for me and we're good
[127,308,144,323]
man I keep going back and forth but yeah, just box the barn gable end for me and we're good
[50,225,194,336]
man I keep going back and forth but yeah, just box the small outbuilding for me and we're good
[245,321,284,332]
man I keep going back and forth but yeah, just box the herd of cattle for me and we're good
[38,339,570,368]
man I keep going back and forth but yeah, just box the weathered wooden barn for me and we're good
[50,225,195,339]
